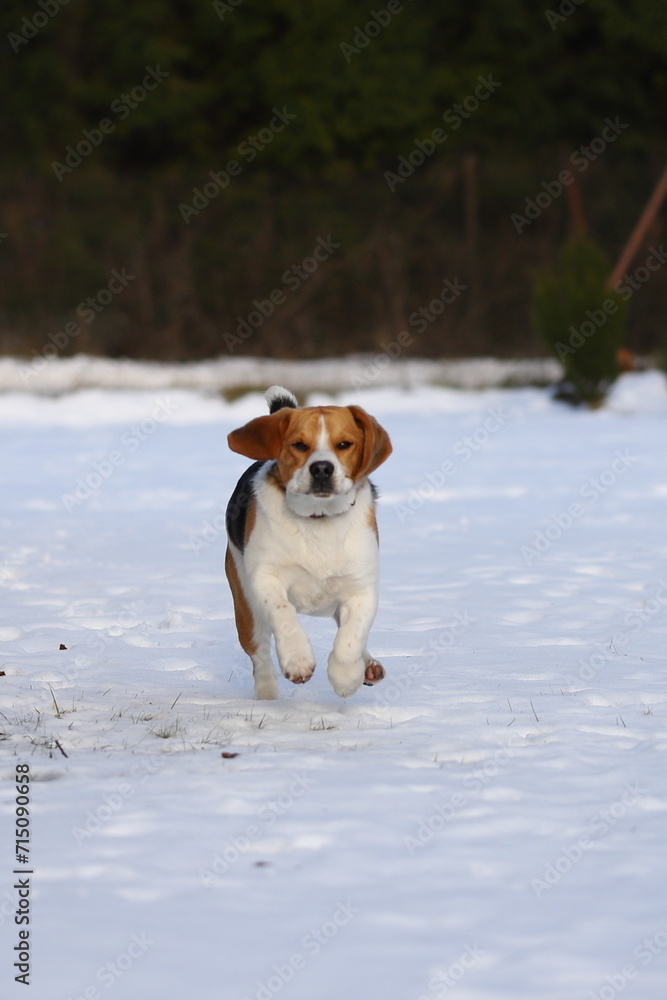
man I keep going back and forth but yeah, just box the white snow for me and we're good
[1,366,667,999]
[0,352,561,395]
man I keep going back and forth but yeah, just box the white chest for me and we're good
[245,479,378,616]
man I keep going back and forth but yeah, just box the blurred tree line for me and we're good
[1,0,666,361]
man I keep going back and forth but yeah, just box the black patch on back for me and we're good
[226,461,266,552]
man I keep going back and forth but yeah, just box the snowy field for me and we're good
[1,361,667,1000]
[0,352,561,396]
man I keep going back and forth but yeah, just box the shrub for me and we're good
[532,235,628,406]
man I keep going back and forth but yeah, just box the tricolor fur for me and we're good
[225,386,392,699]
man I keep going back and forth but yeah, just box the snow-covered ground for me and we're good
[1,364,667,999]
[0,351,561,395]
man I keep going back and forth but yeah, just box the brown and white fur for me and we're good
[225,386,392,699]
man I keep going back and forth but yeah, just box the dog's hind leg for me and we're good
[250,630,280,700]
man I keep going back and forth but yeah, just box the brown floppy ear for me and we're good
[227,410,292,460]
[347,406,392,478]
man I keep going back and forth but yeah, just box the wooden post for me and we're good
[463,153,480,335]
[608,163,667,289]
[565,170,587,235]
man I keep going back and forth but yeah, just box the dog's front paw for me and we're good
[281,658,315,684]
[276,634,315,685]
[279,646,316,685]
[327,655,365,698]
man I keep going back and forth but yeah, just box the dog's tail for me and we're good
[265,385,299,414]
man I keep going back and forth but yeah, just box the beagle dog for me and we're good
[225,386,392,699]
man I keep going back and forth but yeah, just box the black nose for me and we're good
[310,460,334,482]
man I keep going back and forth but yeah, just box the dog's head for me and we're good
[228,402,392,517]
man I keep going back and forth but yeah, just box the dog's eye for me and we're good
[336,441,352,450]
[291,441,309,452]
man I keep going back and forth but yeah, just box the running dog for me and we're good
[225,386,392,699]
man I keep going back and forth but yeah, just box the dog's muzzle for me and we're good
[309,460,335,495]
